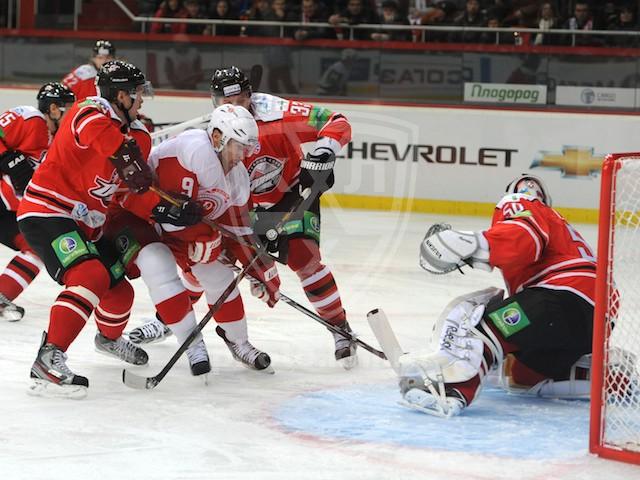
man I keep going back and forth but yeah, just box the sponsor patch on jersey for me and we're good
[247,156,284,195]
[307,107,332,130]
[511,210,532,218]
[488,301,530,338]
[89,170,119,207]
[51,231,91,267]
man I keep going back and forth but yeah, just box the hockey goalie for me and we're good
[395,174,600,417]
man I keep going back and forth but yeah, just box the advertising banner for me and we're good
[464,82,547,105]
[555,86,637,108]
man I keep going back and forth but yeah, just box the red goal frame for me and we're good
[589,153,640,465]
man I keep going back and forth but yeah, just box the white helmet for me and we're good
[505,173,552,206]
[207,104,258,154]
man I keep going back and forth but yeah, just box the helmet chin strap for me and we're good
[116,97,134,125]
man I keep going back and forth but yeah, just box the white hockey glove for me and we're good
[419,223,491,274]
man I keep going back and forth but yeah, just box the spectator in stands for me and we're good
[562,1,603,46]
[329,0,379,40]
[479,16,514,44]
[533,1,561,45]
[484,0,511,23]
[209,0,241,35]
[449,0,485,43]
[183,0,211,34]
[292,0,331,40]
[246,0,272,35]
[421,1,458,42]
[503,1,544,28]
[150,0,189,33]
[371,0,411,40]
[607,5,639,47]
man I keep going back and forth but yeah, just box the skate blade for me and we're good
[238,362,275,375]
[28,379,88,400]
[94,347,148,366]
[338,354,359,370]
[1,308,25,322]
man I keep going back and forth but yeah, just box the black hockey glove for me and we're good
[152,194,203,227]
[0,150,35,195]
[110,139,153,194]
[298,151,335,197]
[252,208,290,263]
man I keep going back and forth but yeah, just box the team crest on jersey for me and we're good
[89,170,119,207]
[247,156,284,194]
[199,189,227,218]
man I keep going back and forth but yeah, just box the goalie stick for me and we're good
[122,188,312,390]
[366,309,404,373]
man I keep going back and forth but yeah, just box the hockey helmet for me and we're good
[505,173,552,206]
[36,82,76,114]
[93,40,116,57]
[95,60,153,101]
[210,66,251,104]
[207,104,258,155]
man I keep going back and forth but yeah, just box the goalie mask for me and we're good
[505,174,552,206]
[207,104,258,156]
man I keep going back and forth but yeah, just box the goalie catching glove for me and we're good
[0,150,35,195]
[110,139,153,193]
[419,223,491,274]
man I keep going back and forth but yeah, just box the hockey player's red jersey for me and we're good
[0,106,50,211]
[17,97,151,240]
[243,93,351,208]
[483,193,596,305]
[62,64,100,101]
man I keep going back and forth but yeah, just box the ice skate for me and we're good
[95,333,149,365]
[216,326,274,374]
[0,292,25,322]
[127,315,172,344]
[186,337,211,379]
[331,321,358,370]
[29,332,88,399]
[400,384,466,418]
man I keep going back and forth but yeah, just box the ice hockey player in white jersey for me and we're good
[121,104,278,372]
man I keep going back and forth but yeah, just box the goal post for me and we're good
[590,153,640,465]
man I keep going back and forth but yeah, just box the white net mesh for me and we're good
[602,156,640,452]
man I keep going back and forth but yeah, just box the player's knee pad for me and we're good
[287,238,321,274]
[135,242,183,304]
[62,258,111,299]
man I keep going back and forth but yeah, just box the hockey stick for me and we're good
[249,65,263,91]
[223,260,387,360]
[366,309,404,373]
[150,114,211,145]
[122,188,311,390]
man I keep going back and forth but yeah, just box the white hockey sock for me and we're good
[168,312,199,344]
[218,318,248,344]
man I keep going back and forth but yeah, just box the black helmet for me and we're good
[93,40,116,57]
[36,82,76,114]
[210,66,251,100]
[96,60,150,101]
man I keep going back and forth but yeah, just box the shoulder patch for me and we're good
[10,105,45,121]
[73,64,98,80]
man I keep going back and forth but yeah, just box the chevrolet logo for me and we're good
[531,146,605,177]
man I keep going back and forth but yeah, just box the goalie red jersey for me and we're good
[483,193,596,305]
[17,97,151,240]
[0,106,50,211]
[62,64,100,101]
[244,93,351,208]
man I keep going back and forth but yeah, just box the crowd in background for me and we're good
[137,0,640,46]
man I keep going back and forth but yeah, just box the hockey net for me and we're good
[590,153,640,465]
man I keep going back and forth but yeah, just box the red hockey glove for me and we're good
[110,139,152,193]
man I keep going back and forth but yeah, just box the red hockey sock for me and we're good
[213,292,244,323]
[288,238,346,325]
[156,291,192,326]
[49,260,110,351]
[510,357,547,386]
[94,280,134,340]
[0,251,41,301]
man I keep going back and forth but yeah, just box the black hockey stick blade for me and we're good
[249,64,263,91]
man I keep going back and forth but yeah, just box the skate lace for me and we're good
[138,319,166,339]
[186,340,209,364]
[233,341,261,364]
[51,349,75,377]
[112,337,140,358]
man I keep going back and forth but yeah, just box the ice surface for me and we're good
[1,208,639,480]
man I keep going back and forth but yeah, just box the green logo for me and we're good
[488,301,530,338]
[52,231,90,268]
